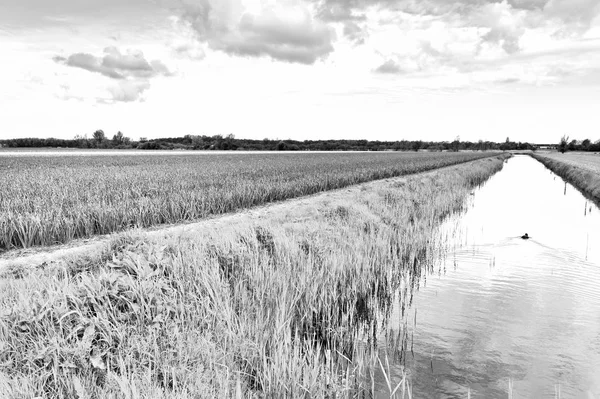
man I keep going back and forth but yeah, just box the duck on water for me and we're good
[521,233,530,240]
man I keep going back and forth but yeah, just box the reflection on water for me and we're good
[383,155,600,398]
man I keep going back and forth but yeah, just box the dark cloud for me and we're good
[314,0,598,25]
[150,60,172,76]
[374,59,404,74]
[180,1,335,64]
[102,47,153,72]
[544,0,600,24]
[175,0,597,69]
[316,2,368,21]
[54,47,172,102]
[510,0,549,10]
[314,0,550,20]
[482,27,522,53]
[55,47,172,80]
[343,21,366,44]
[63,52,126,79]
[219,12,334,64]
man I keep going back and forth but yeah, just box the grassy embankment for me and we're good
[531,152,600,205]
[0,154,510,398]
[0,152,498,252]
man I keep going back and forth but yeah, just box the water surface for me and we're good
[385,155,600,398]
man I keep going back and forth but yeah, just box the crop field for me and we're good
[0,154,509,398]
[531,152,600,204]
[0,151,498,252]
[535,152,600,175]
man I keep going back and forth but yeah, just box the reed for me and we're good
[0,152,498,252]
[0,154,509,398]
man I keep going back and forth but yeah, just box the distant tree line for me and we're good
[557,135,600,153]
[0,131,549,152]
[0,130,132,149]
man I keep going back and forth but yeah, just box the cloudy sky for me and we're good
[1,0,599,143]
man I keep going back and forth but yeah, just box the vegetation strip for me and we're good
[1,133,538,151]
[0,154,509,398]
[530,153,600,205]
[0,152,498,252]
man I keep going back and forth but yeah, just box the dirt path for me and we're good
[0,155,508,272]
[0,174,408,272]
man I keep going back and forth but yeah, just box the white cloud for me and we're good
[474,1,527,54]
[179,0,335,64]
[107,80,152,102]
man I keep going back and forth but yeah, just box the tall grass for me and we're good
[530,153,600,205]
[0,152,498,252]
[0,155,509,398]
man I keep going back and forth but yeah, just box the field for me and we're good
[0,152,498,252]
[535,152,600,174]
[531,152,600,204]
[0,154,510,398]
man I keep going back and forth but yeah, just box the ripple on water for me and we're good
[382,156,600,397]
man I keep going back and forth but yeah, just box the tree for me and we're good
[451,136,461,152]
[222,133,237,150]
[568,139,578,151]
[558,135,569,153]
[112,131,124,146]
[111,131,130,146]
[74,134,90,148]
[93,130,106,144]
[582,139,591,150]
[276,141,287,151]
[190,135,205,150]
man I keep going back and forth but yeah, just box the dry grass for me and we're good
[0,155,510,398]
[0,152,498,252]
[531,152,600,204]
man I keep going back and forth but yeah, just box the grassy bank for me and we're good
[0,154,509,398]
[0,152,498,252]
[530,153,600,205]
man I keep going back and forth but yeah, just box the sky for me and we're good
[1,0,599,143]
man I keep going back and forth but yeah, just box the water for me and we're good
[384,155,600,398]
